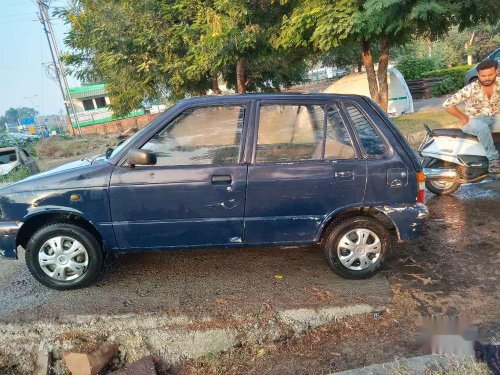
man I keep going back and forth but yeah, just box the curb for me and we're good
[331,354,477,375]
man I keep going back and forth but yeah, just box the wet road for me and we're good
[0,179,498,322]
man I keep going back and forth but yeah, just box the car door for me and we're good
[19,148,39,174]
[109,102,250,250]
[244,99,367,245]
[343,98,421,206]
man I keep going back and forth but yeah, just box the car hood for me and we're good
[27,154,107,180]
[0,155,112,194]
[0,161,20,176]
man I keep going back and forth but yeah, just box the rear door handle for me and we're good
[335,170,353,179]
[211,175,232,184]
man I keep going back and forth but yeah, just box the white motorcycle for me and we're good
[419,123,500,195]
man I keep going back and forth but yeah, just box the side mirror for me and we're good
[127,149,157,168]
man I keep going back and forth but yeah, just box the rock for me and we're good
[33,351,51,375]
[109,356,156,375]
[63,342,118,375]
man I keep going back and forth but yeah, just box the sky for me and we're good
[0,0,80,117]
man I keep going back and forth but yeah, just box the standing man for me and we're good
[443,59,499,174]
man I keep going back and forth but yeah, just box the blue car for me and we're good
[0,94,428,289]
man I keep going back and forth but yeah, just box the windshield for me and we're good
[108,125,151,159]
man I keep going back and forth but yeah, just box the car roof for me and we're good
[177,93,370,106]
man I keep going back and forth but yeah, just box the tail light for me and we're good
[416,171,425,203]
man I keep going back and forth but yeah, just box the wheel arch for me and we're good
[16,211,105,252]
[316,206,399,243]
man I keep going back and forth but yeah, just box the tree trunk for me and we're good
[357,56,363,73]
[236,57,247,93]
[211,74,222,94]
[360,38,380,106]
[377,36,390,113]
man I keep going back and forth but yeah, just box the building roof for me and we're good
[68,84,106,99]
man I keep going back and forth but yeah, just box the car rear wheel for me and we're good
[25,223,103,290]
[322,216,390,279]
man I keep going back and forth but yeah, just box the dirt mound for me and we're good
[35,135,117,159]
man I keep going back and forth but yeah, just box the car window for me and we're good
[141,105,244,166]
[256,104,324,163]
[344,102,387,157]
[0,150,17,164]
[324,104,356,159]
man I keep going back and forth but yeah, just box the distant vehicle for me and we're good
[464,48,500,85]
[0,94,428,290]
[323,67,414,117]
[0,146,39,176]
[7,132,41,142]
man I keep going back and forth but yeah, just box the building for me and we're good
[66,84,167,132]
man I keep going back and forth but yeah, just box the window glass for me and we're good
[141,105,244,166]
[95,97,107,108]
[345,102,387,157]
[324,104,356,159]
[82,99,95,111]
[0,150,17,163]
[256,104,324,163]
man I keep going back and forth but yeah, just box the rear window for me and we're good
[344,102,387,157]
[0,150,17,164]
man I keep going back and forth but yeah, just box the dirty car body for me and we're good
[0,94,428,289]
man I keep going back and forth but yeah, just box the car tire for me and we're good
[425,180,461,195]
[25,223,104,290]
[322,216,390,279]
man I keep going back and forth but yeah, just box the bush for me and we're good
[396,56,441,80]
[0,132,28,148]
[0,165,31,183]
[421,65,472,96]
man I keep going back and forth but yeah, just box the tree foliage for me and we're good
[60,0,309,115]
[0,107,39,127]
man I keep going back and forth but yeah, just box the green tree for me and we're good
[277,0,498,111]
[60,0,308,115]
[1,107,39,126]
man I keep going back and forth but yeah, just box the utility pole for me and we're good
[37,0,82,136]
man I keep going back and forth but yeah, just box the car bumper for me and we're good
[376,203,429,242]
[0,221,21,259]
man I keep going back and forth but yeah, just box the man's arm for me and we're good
[445,105,469,125]
[443,84,472,125]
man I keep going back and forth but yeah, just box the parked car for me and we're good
[0,146,39,177]
[6,132,41,142]
[464,48,500,85]
[0,94,428,290]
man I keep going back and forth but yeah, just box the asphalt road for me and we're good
[0,179,498,322]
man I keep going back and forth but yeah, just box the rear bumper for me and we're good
[0,221,21,259]
[376,203,429,242]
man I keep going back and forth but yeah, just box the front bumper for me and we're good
[376,203,429,242]
[0,221,21,259]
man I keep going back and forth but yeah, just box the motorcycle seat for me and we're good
[430,128,478,141]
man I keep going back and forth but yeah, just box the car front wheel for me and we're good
[25,223,104,290]
[322,216,390,279]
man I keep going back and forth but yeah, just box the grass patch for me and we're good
[391,110,458,134]
[390,109,459,147]
[0,165,31,183]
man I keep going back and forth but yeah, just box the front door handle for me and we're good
[212,175,232,184]
[335,170,353,179]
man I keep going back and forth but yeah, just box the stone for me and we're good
[109,356,156,375]
[63,342,118,375]
[33,351,51,375]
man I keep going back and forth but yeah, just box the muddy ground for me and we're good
[0,178,498,374]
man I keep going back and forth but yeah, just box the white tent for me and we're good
[323,67,414,116]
